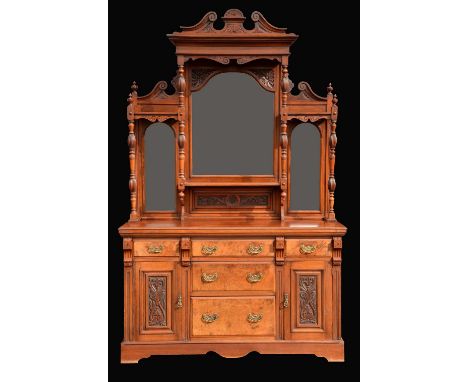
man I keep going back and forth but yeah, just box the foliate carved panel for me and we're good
[299,275,317,325]
[246,69,275,91]
[195,193,269,208]
[191,68,216,91]
[148,276,167,327]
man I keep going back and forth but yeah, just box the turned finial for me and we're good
[131,81,138,92]
[327,83,333,95]
[333,94,338,104]
[127,92,132,103]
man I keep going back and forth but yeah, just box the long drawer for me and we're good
[192,263,275,292]
[192,239,274,258]
[191,296,275,337]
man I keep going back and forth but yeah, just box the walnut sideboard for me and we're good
[118,9,346,363]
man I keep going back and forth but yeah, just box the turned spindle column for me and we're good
[327,87,338,222]
[174,64,187,219]
[127,81,138,221]
[280,65,290,220]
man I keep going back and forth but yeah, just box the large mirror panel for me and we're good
[290,122,321,211]
[144,122,176,211]
[191,72,274,175]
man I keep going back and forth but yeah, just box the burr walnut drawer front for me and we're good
[133,239,179,257]
[191,296,275,337]
[285,239,331,257]
[192,239,274,257]
[192,263,275,292]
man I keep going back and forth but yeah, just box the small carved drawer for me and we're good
[285,239,331,258]
[134,239,179,257]
[192,239,274,257]
[192,263,275,292]
[191,296,275,337]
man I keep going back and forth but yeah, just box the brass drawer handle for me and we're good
[147,244,163,254]
[299,244,316,255]
[246,272,263,283]
[176,295,182,309]
[201,245,217,256]
[247,312,263,323]
[201,272,218,283]
[247,243,263,255]
[283,293,289,308]
[201,313,218,323]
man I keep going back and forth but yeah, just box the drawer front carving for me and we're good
[134,239,179,257]
[191,297,275,337]
[192,239,274,257]
[285,239,330,257]
[192,263,274,292]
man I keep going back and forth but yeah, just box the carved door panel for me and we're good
[134,261,183,341]
[284,260,333,341]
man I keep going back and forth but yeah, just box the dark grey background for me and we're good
[145,123,176,211]
[290,123,321,210]
[192,72,274,175]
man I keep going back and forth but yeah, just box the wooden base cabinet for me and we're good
[120,231,345,362]
[118,9,346,362]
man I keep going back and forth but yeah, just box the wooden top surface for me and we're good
[119,218,347,237]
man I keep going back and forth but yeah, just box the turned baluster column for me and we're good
[280,65,290,220]
[174,64,187,219]
[127,81,139,221]
[327,87,338,222]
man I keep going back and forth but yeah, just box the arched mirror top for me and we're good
[190,66,276,93]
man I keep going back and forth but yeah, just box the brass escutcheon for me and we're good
[299,244,316,255]
[201,245,217,256]
[201,272,218,283]
[247,312,263,323]
[201,313,218,323]
[176,295,183,309]
[247,243,263,255]
[147,244,163,254]
[246,272,263,283]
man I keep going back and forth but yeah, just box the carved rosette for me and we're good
[127,82,138,220]
[174,65,187,218]
[328,93,338,221]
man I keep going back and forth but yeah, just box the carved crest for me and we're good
[289,81,327,101]
[177,9,288,34]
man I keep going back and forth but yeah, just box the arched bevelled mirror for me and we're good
[191,72,274,175]
[290,122,321,211]
[144,122,176,211]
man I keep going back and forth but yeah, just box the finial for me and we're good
[131,81,138,92]
[333,94,338,104]
[327,83,333,95]
[127,92,133,103]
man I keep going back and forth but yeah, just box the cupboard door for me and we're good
[284,260,332,340]
[134,261,182,341]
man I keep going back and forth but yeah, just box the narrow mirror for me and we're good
[290,122,321,210]
[145,122,176,211]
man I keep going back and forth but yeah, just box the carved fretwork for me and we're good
[299,275,317,325]
[148,276,167,327]
[178,9,288,35]
[127,82,138,221]
[196,194,269,208]
[246,69,275,90]
[327,93,339,221]
[139,115,174,123]
[180,237,191,267]
[289,115,327,123]
[191,67,276,93]
[275,237,285,266]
